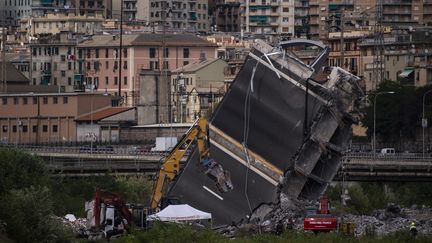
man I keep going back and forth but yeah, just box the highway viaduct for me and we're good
[6,146,432,182]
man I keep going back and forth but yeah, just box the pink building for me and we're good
[77,33,218,106]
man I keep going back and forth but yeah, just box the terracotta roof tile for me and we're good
[75,107,133,122]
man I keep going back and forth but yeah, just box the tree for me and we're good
[0,148,49,196]
[0,186,73,242]
[361,81,431,144]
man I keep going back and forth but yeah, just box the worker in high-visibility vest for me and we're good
[410,221,417,238]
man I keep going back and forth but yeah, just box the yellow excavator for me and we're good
[150,117,233,210]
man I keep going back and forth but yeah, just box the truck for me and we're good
[303,196,338,232]
[85,189,133,240]
[151,137,178,152]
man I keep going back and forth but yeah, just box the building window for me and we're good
[53,97,58,104]
[61,55,66,62]
[123,48,127,58]
[42,125,48,132]
[2,98,7,105]
[150,48,156,58]
[123,61,127,69]
[63,97,68,104]
[164,48,169,58]
[114,77,118,85]
[105,61,109,69]
[43,97,48,104]
[32,125,37,133]
[95,48,99,58]
[33,97,37,104]
[183,48,189,58]
[52,125,58,133]
[23,97,28,104]
[13,125,17,133]
[283,7,289,12]
[87,49,91,58]
[14,97,18,104]
[105,48,109,58]
[68,77,72,85]
[61,70,66,77]
[2,125,7,132]
[105,76,109,85]
[124,77,127,85]
[150,61,159,70]
[22,125,28,133]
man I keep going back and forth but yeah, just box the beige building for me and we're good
[171,58,227,123]
[359,28,432,91]
[29,33,80,92]
[21,13,105,36]
[242,0,295,38]
[75,107,136,142]
[0,92,112,144]
[31,0,108,17]
[326,30,369,76]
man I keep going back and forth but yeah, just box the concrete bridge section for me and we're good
[334,154,432,182]
[10,146,432,181]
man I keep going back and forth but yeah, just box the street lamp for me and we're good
[422,89,432,156]
[373,91,395,155]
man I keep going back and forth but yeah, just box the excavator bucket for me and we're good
[168,39,364,226]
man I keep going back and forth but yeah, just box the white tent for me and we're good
[147,204,212,222]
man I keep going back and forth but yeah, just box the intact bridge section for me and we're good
[11,146,432,181]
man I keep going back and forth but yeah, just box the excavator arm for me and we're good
[150,118,233,209]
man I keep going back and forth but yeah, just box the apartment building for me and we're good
[31,0,108,17]
[242,0,295,38]
[214,0,242,32]
[359,28,432,91]
[149,0,210,33]
[0,0,32,28]
[0,92,112,144]
[21,13,104,36]
[77,33,218,106]
[171,58,227,123]
[326,30,369,76]
[298,0,432,40]
[29,33,79,92]
[110,0,149,21]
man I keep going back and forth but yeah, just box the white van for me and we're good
[380,148,395,156]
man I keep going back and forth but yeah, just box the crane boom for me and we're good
[150,118,233,209]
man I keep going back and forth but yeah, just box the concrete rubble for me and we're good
[218,202,432,237]
[54,215,88,237]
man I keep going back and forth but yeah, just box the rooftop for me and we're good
[0,62,30,84]
[132,34,217,47]
[77,34,139,47]
[172,58,224,73]
[75,107,134,122]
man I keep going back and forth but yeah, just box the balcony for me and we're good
[124,7,137,12]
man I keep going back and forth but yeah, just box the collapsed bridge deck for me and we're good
[168,39,364,226]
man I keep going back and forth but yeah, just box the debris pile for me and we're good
[220,202,432,237]
[54,215,88,237]
[339,206,432,236]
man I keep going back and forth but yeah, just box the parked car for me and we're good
[380,148,395,156]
